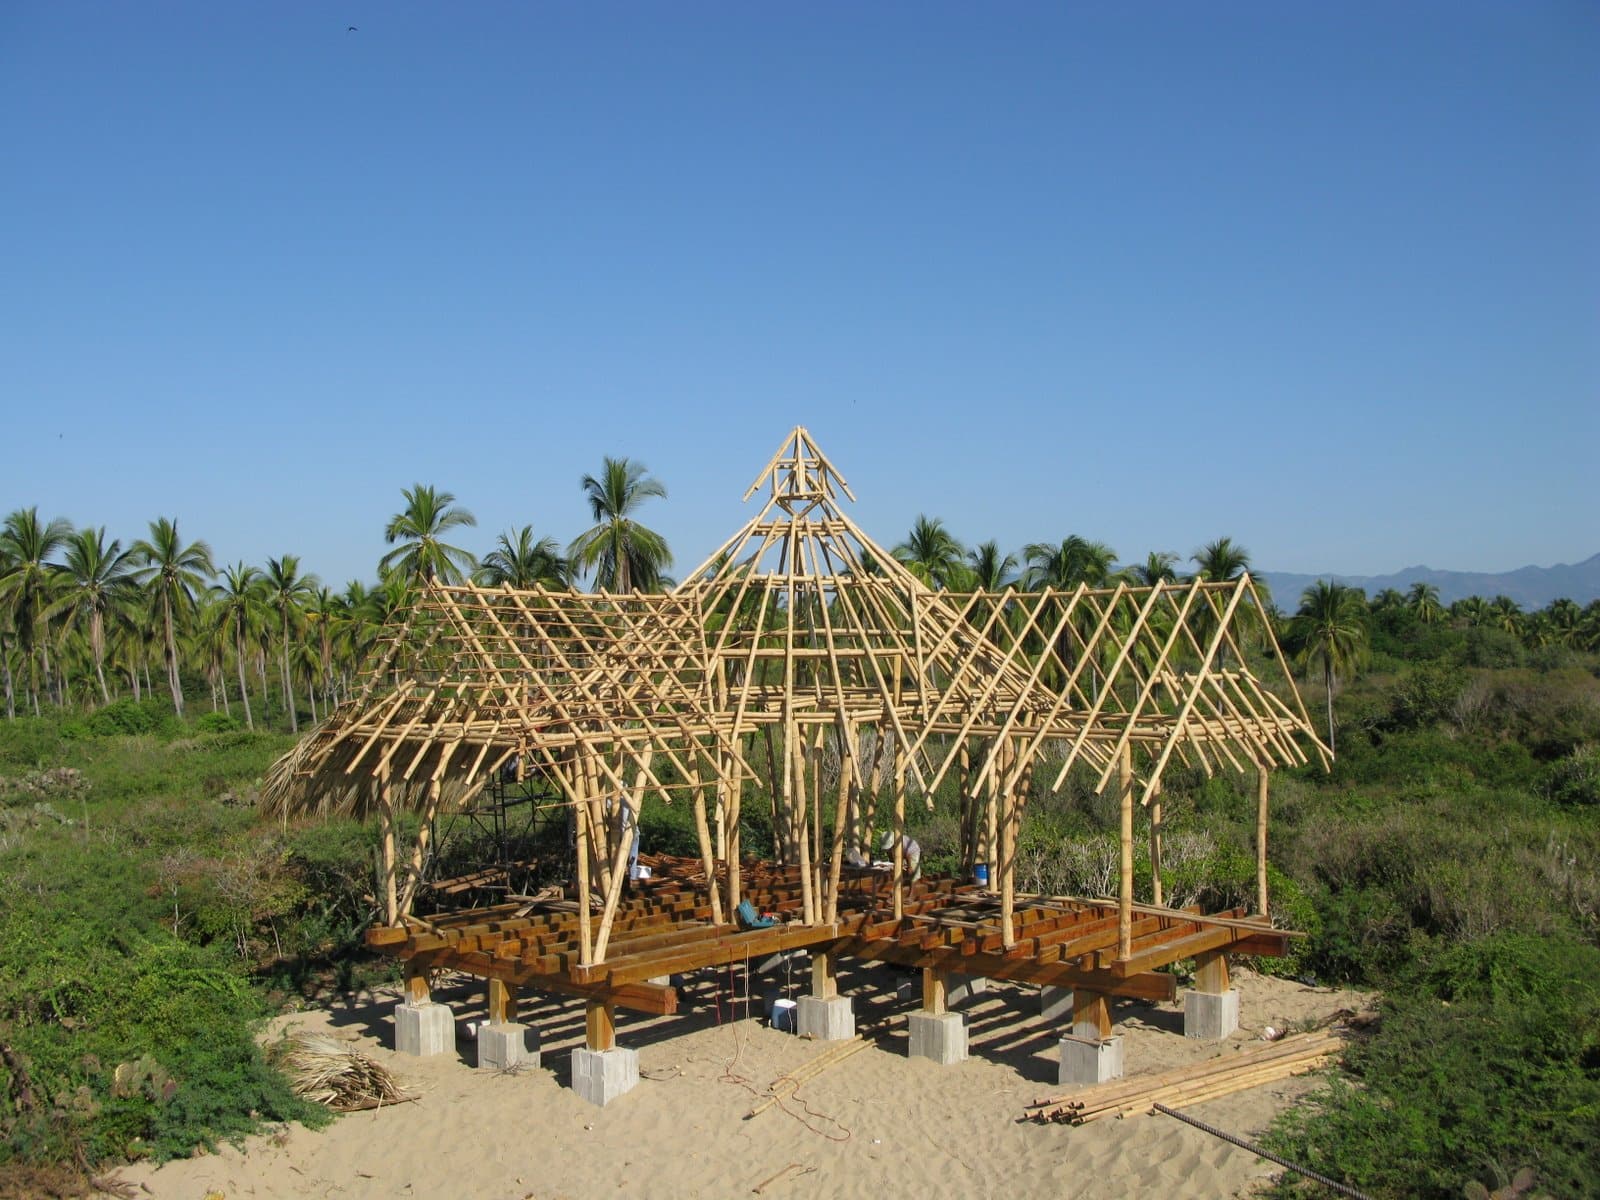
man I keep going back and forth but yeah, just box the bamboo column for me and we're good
[1118,742,1134,961]
[1150,777,1164,908]
[575,783,593,967]
[689,758,724,925]
[891,744,906,920]
[378,763,398,926]
[1256,766,1270,917]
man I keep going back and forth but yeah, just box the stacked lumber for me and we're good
[1023,1030,1342,1125]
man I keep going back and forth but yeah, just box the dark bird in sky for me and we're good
[347,26,358,33]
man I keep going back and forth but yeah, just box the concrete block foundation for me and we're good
[908,1011,968,1065]
[1040,985,1074,1024]
[796,995,855,1041]
[477,1022,539,1071]
[946,975,989,1006]
[394,1001,454,1057]
[571,1046,639,1106]
[1184,988,1241,1039]
[1059,1035,1124,1087]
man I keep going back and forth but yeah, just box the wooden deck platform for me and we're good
[367,856,1290,1016]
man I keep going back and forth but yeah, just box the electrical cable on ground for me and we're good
[1151,1103,1375,1200]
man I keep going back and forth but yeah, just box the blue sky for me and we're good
[3,3,1595,589]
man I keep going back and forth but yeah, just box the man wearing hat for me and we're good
[879,830,922,882]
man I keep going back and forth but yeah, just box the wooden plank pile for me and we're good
[1022,1030,1344,1125]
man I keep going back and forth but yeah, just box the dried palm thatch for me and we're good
[271,1034,415,1112]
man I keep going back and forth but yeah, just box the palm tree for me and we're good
[0,508,73,714]
[1371,588,1406,614]
[894,516,966,589]
[1290,581,1368,754]
[1022,535,1117,591]
[475,526,571,589]
[264,555,318,733]
[1131,551,1179,587]
[568,457,671,593]
[213,563,266,729]
[965,540,1018,591]
[49,527,137,705]
[1407,581,1444,625]
[1191,537,1250,583]
[1489,595,1522,637]
[1453,595,1489,627]
[131,518,215,718]
[302,585,344,712]
[380,484,478,584]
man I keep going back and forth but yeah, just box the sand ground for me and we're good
[122,963,1364,1200]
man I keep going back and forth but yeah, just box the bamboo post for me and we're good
[891,744,906,920]
[824,717,854,924]
[690,759,724,925]
[1256,767,1270,917]
[1118,742,1133,961]
[984,736,999,888]
[1150,777,1165,908]
[378,764,398,926]
[1000,745,1019,949]
[575,788,593,967]
[789,709,815,925]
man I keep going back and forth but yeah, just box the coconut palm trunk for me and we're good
[234,620,254,730]
[160,591,183,716]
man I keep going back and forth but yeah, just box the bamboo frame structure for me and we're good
[264,428,1327,1009]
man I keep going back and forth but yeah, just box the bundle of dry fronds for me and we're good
[271,1035,415,1112]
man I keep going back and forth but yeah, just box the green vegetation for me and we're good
[4,481,1599,1196]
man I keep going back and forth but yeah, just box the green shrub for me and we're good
[1542,744,1600,807]
[1266,933,1600,1199]
[193,712,241,735]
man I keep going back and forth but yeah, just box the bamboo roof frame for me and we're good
[264,427,1329,969]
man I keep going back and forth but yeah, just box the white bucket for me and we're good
[771,998,798,1033]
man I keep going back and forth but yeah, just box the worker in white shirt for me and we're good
[879,830,922,882]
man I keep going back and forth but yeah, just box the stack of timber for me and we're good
[1023,1030,1344,1125]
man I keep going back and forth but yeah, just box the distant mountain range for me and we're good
[1260,552,1600,611]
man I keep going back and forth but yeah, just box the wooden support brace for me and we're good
[1073,989,1111,1040]
[1195,949,1230,995]
[488,977,518,1024]
[585,1000,616,1052]
[404,960,431,1005]
[922,968,947,1016]
[812,949,838,1000]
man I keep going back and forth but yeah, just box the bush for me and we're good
[0,877,326,1169]
[1542,744,1600,807]
[193,712,241,735]
[1266,933,1600,1199]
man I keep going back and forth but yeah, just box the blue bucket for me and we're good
[974,863,990,886]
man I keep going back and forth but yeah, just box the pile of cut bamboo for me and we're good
[1023,1030,1342,1125]
[745,1036,870,1119]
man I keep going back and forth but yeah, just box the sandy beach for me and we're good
[122,964,1364,1200]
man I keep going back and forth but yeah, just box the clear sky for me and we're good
[3,2,1596,589]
